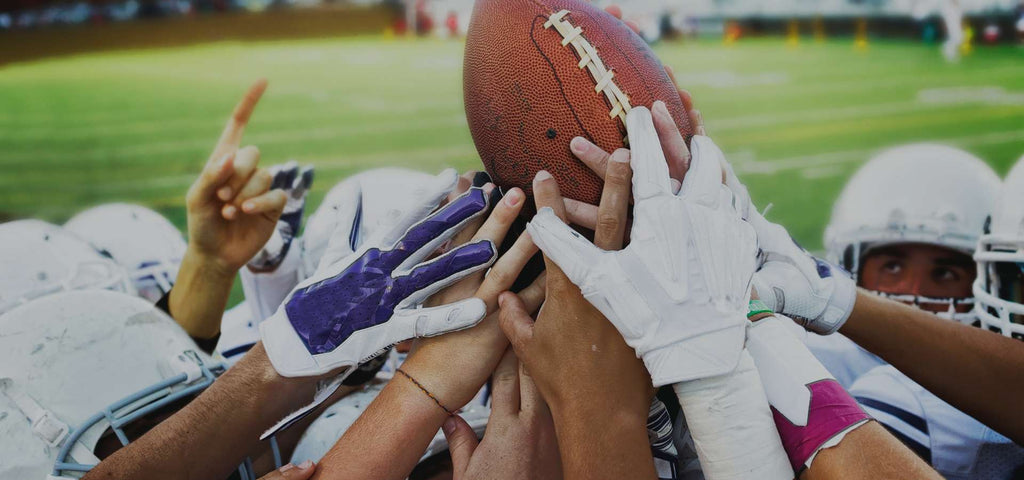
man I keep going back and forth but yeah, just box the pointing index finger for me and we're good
[210,79,268,163]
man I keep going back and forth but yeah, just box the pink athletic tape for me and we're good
[772,379,870,473]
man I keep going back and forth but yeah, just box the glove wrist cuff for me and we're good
[643,314,748,387]
[813,273,856,335]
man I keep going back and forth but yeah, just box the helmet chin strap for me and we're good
[0,378,70,449]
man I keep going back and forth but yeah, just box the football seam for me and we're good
[575,8,659,107]
[529,15,595,145]
[543,9,634,135]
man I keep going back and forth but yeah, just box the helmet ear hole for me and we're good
[842,245,857,276]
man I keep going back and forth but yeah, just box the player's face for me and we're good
[859,243,975,314]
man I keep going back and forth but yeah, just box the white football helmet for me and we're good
[0,290,277,480]
[0,220,133,315]
[64,204,187,302]
[300,168,437,278]
[974,156,1024,340]
[824,144,1000,323]
[290,377,490,466]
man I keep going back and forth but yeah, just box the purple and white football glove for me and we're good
[261,169,497,378]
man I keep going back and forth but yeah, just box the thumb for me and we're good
[258,460,316,480]
[442,415,479,479]
[188,152,236,209]
[498,291,535,358]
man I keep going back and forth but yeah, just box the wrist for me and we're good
[182,246,238,283]
[402,318,508,408]
[232,343,319,414]
[643,315,747,387]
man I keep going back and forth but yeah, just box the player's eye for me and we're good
[933,267,960,283]
[882,260,902,275]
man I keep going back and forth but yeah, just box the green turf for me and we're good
[1,36,1022,305]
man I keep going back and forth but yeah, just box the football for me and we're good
[463,0,693,208]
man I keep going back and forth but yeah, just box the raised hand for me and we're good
[185,79,287,274]
[527,107,757,386]
[499,139,656,480]
[715,146,857,334]
[442,348,562,480]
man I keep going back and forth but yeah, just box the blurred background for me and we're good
[1,0,1022,303]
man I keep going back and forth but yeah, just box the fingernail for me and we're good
[242,201,254,212]
[504,188,523,206]
[218,186,232,201]
[697,126,707,136]
[653,100,669,117]
[483,182,495,194]
[279,463,295,472]
[298,460,314,470]
[223,205,237,218]
[611,150,630,164]
[671,178,682,194]
[534,170,552,182]
[498,292,507,308]
[442,416,458,435]
[570,137,588,154]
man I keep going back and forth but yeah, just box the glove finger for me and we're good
[526,207,602,289]
[385,187,489,271]
[680,136,728,206]
[401,297,488,338]
[626,106,672,201]
[397,240,497,308]
[275,160,300,191]
[293,166,315,198]
[373,168,458,248]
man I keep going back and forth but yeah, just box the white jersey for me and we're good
[804,331,885,389]
[850,365,1024,479]
[217,301,260,366]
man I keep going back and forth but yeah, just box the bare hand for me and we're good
[499,167,653,414]
[185,79,288,273]
[442,348,562,480]
[564,82,706,232]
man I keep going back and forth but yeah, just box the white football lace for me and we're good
[545,10,633,132]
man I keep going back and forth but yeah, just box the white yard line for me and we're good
[734,129,1024,176]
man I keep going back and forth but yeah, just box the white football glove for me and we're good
[718,155,857,335]
[526,108,757,387]
[260,169,497,378]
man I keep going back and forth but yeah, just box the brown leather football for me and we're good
[463,0,693,209]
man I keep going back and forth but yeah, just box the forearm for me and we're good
[842,290,1024,443]
[803,421,940,480]
[169,247,236,339]
[316,317,508,479]
[84,344,317,480]
[550,399,655,480]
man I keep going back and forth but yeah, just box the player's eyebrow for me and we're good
[933,256,974,269]
[869,246,906,259]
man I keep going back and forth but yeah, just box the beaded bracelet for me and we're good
[395,368,455,417]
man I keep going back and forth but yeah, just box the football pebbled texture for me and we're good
[463,0,693,209]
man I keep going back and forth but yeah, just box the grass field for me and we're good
[1,35,1022,304]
